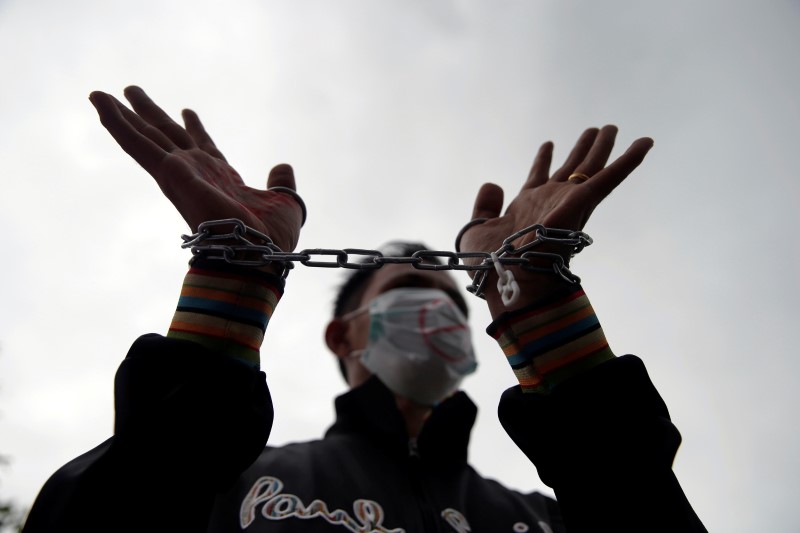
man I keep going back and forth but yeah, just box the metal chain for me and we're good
[181,219,592,299]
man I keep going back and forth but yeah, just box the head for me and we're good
[325,241,470,390]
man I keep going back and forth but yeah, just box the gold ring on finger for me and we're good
[567,172,590,183]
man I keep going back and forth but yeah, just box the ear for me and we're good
[325,318,351,359]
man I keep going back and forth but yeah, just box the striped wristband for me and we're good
[487,286,615,394]
[167,259,284,368]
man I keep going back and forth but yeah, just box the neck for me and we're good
[394,395,432,438]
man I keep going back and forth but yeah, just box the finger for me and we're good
[585,137,654,199]
[571,124,618,178]
[182,109,228,161]
[551,127,599,182]
[123,86,196,150]
[471,182,504,220]
[267,163,296,190]
[111,96,176,152]
[522,141,553,189]
[89,91,166,173]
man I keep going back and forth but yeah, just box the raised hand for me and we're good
[459,125,653,312]
[89,86,303,254]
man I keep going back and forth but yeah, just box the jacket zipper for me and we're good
[408,438,445,532]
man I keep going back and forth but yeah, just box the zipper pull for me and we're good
[408,438,420,458]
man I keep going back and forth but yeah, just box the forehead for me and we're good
[359,264,461,306]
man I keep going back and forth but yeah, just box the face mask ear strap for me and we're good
[347,349,365,359]
[339,305,369,322]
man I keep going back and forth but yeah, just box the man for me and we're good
[23,87,705,532]
[207,247,564,532]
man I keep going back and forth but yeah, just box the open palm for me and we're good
[460,125,653,310]
[89,86,303,253]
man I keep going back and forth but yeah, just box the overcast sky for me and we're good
[1,1,798,531]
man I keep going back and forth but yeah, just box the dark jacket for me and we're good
[209,375,561,532]
[23,335,704,532]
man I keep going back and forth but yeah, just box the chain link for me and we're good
[181,219,592,299]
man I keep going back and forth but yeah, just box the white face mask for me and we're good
[350,287,477,406]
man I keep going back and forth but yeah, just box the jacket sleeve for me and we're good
[23,334,274,532]
[499,355,706,532]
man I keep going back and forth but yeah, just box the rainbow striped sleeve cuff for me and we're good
[487,286,615,394]
[167,259,284,368]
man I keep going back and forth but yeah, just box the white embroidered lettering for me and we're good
[240,475,405,533]
[240,476,283,528]
[536,521,554,533]
[441,508,472,532]
[354,499,385,530]
[264,494,301,517]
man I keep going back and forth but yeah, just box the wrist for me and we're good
[193,242,287,277]
[182,219,292,278]
[460,222,591,313]
[484,267,575,318]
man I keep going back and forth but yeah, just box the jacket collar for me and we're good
[325,376,478,469]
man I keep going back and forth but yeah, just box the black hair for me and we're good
[332,241,469,382]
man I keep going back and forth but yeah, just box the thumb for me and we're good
[266,163,307,226]
[267,163,296,190]
[471,183,504,220]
